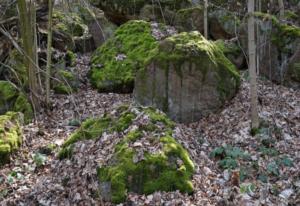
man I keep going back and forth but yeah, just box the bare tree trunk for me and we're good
[248,0,259,129]
[46,0,53,106]
[278,0,284,19]
[204,0,208,39]
[17,0,41,112]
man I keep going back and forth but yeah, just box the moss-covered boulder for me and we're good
[0,112,23,165]
[59,105,194,204]
[90,20,175,93]
[134,31,240,123]
[0,81,33,123]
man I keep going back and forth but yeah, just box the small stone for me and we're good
[294,181,300,188]
[54,139,64,146]
[223,169,231,181]
[279,189,294,200]
[133,142,143,147]
[203,167,212,175]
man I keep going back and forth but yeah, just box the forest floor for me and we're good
[0,55,299,206]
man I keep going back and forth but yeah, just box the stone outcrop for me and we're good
[253,13,300,84]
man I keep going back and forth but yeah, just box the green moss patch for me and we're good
[90,20,158,93]
[59,108,137,159]
[53,10,88,37]
[13,94,33,123]
[0,81,33,123]
[0,112,22,165]
[98,134,194,203]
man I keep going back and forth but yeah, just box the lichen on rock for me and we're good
[0,112,23,165]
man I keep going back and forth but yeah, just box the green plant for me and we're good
[240,183,256,194]
[259,146,279,157]
[277,156,293,167]
[32,153,47,167]
[267,162,280,176]
[210,145,249,170]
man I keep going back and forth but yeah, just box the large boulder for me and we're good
[134,31,240,123]
[90,20,176,93]
[0,81,33,123]
[59,105,194,204]
[0,112,23,165]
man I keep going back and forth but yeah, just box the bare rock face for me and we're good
[252,13,300,84]
[134,31,240,123]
